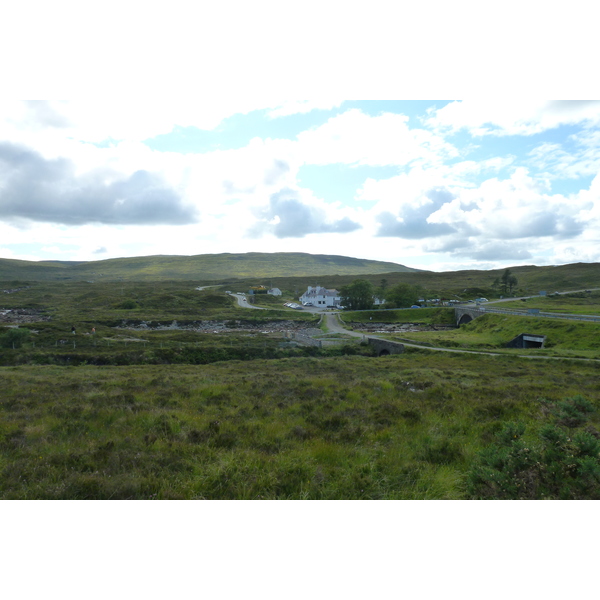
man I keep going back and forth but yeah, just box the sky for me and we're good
[1,4,598,273]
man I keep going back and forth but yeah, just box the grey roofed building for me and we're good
[299,285,342,307]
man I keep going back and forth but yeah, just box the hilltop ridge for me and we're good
[0,252,421,282]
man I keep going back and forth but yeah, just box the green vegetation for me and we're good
[380,313,600,358]
[468,397,600,499]
[383,282,423,308]
[0,252,418,282]
[0,328,30,349]
[493,268,518,295]
[257,261,599,304]
[2,353,600,499]
[2,260,600,499]
[497,290,600,315]
[0,280,318,324]
[340,279,375,310]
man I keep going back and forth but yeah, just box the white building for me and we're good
[299,285,342,308]
[267,288,282,296]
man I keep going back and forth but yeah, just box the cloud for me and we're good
[361,165,592,263]
[263,159,291,186]
[93,247,108,254]
[458,243,534,261]
[0,142,196,226]
[20,101,72,129]
[295,109,458,167]
[375,186,458,239]
[249,188,362,238]
[427,100,600,136]
[266,100,344,118]
[527,129,600,180]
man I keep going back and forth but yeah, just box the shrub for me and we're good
[467,397,600,499]
[118,299,139,309]
[0,328,30,349]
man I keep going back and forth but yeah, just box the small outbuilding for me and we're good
[506,333,546,349]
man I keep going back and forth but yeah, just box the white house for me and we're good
[373,296,386,306]
[299,285,342,308]
[267,288,282,296]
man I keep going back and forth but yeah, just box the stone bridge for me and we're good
[367,337,405,357]
[455,307,486,326]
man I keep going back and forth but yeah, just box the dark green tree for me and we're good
[385,282,422,308]
[500,268,518,294]
[340,279,374,311]
[374,278,389,303]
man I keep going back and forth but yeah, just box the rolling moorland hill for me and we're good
[233,261,600,300]
[0,252,420,282]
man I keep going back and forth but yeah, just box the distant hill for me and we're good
[0,252,421,282]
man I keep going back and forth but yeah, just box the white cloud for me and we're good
[528,129,600,179]
[1,99,340,147]
[427,100,600,136]
[266,100,344,118]
[295,108,459,167]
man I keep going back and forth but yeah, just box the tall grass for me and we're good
[2,353,599,499]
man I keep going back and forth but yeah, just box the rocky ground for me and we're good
[0,308,51,324]
[116,319,320,335]
[348,322,456,333]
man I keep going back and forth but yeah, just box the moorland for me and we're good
[1,253,600,499]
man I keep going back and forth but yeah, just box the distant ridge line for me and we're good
[0,252,422,281]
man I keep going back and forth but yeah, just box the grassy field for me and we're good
[2,352,599,499]
[495,290,600,315]
[0,280,317,324]
[361,313,600,359]
[3,276,600,499]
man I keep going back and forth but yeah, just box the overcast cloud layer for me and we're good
[1,100,599,271]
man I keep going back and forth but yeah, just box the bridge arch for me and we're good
[455,307,485,326]
[367,338,404,357]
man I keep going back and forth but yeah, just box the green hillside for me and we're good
[0,252,419,282]
[231,262,600,300]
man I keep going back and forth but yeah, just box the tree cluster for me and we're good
[493,268,518,295]
[340,279,423,310]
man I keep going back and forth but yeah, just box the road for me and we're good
[466,287,600,307]
[229,293,267,310]
[204,286,600,361]
[325,312,600,362]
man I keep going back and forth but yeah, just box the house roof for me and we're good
[301,286,340,298]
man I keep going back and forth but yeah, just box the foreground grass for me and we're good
[2,352,599,499]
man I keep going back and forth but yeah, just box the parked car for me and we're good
[475,297,488,302]
[410,305,421,308]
